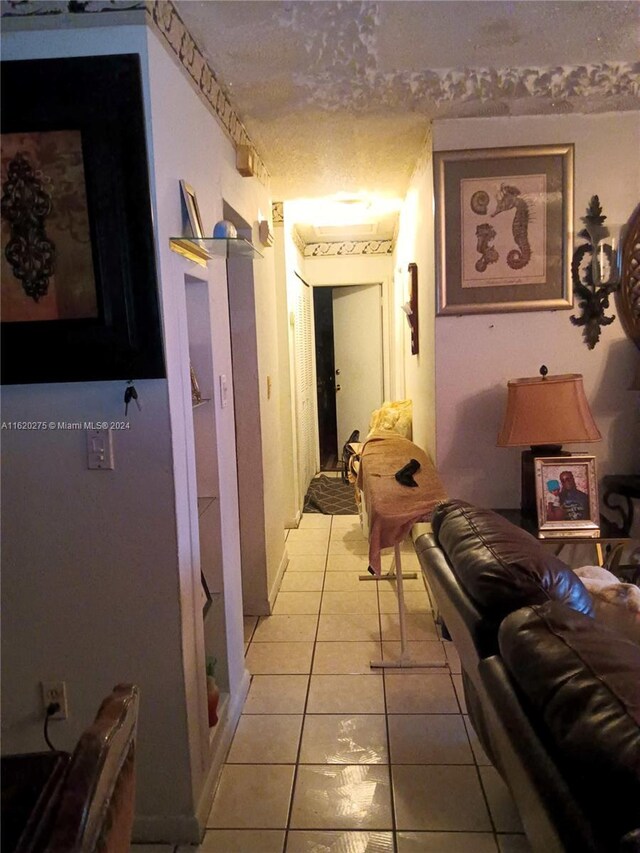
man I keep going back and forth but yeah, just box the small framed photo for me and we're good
[180,179,204,239]
[534,456,600,537]
[434,144,574,315]
[190,362,202,405]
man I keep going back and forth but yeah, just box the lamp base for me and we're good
[521,445,571,522]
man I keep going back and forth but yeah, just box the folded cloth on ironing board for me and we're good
[356,431,448,575]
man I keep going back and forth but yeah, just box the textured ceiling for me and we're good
[175,0,640,208]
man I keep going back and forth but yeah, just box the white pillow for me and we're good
[574,565,640,614]
[574,565,640,644]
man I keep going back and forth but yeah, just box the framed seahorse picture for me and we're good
[434,144,574,315]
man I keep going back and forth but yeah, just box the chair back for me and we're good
[45,684,139,853]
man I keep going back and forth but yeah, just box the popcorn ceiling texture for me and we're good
[274,2,639,115]
[5,0,638,199]
[173,0,639,196]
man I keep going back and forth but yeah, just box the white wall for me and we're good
[393,130,438,457]
[0,24,197,835]
[273,221,299,528]
[1,18,286,841]
[282,217,310,516]
[433,113,640,509]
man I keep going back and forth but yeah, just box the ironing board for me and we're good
[356,431,448,668]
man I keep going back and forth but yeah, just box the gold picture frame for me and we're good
[180,179,204,239]
[534,455,600,538]
[435,144,574,315]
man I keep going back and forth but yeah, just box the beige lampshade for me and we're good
[497,373,602,447]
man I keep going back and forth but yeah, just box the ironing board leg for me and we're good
[358,547,417,581]
[370,543,447,670]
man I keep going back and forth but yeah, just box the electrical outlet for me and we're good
[41,681,68,720]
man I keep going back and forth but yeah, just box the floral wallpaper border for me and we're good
[280,1,640,115]
[5,1,637,189]
[304,240,393,258]
[147,2,270,186]
[2,0,271,187]
[277,207,393,256]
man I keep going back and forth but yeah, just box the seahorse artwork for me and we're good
[475,223,499,272]
[492,183,532,270]
[1,150,56,301]
[470,190,490,216]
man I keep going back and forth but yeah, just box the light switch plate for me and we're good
[86,429,114,470]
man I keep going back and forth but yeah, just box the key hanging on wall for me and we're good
[124,380,142,417]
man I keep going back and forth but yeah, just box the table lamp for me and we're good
[497,366,602,520]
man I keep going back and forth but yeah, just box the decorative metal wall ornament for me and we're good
[570,196,620,349]
[1,151,55,302]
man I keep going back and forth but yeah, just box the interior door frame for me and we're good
[311,279,390,461]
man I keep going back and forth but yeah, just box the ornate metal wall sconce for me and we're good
[570,196,621,349]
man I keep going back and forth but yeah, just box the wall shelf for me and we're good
[192,397,211,409]
[170,237,263,264]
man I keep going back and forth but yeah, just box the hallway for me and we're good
[161,508,532,852]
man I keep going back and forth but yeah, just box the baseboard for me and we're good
[284,508,301,529]
[268,549,289,611]
[132,814,201,845]
[243,596,271,616]
[132,670,251,845]
[195,667,251,833]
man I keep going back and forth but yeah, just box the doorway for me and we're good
[313,287,338,470]
[313,283,384,470]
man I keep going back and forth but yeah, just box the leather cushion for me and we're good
[432,500,594,620]
[500,602,640,844]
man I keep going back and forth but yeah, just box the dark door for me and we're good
[313,287,338,470]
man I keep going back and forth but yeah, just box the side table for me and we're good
[494,508,630,575]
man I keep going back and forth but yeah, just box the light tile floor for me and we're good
[135,512,531,853]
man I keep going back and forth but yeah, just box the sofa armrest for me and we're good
[414,531,501,764]
[414,532,499,659]
[499,603,640,850]
[478,655,599,853]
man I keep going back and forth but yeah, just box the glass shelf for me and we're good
[192,397,211,410]
[170,237,263,264]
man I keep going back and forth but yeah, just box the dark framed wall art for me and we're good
[0,54,165,384]
[434,144,574,316]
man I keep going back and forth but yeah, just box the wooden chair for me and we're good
[44,684,139,853]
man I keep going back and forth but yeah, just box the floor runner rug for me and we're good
[303,475,359,515]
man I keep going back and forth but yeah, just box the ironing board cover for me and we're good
[356,431,448,575]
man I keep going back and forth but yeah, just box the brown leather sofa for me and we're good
[413,499,640,853]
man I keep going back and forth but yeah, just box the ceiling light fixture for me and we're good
[287,194,402,229]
